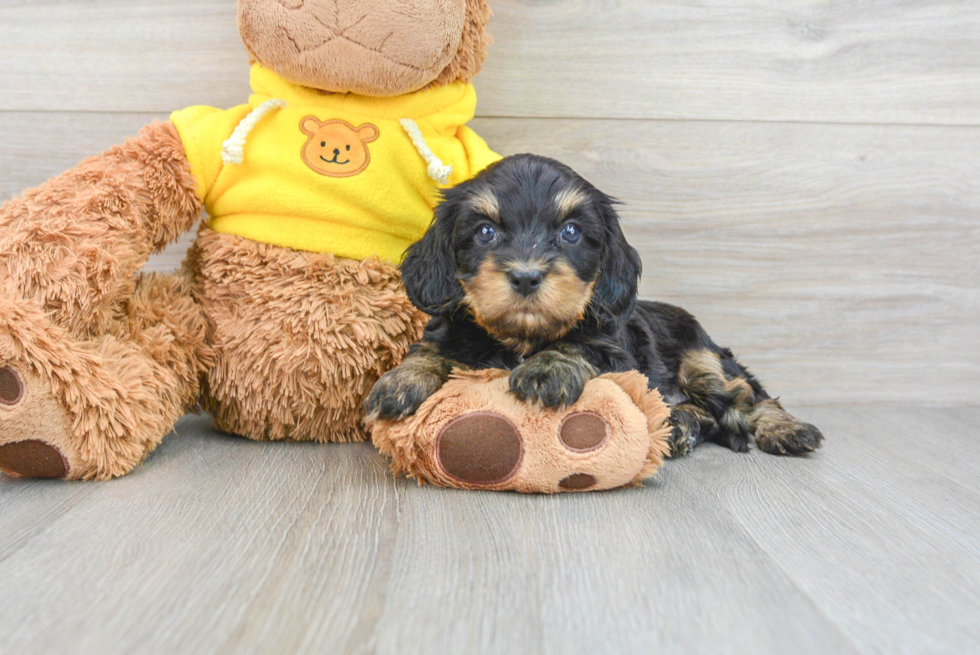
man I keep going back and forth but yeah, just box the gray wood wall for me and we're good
[1,0,977,405]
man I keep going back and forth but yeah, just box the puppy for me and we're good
[365,154,823,457]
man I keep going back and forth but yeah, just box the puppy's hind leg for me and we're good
[749,399,824,455]
[720,352,825,455]
[676,349,755,454]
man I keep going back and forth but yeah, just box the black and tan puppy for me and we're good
[365,154,823,457]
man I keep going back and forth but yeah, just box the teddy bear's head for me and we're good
[237,0,491,96]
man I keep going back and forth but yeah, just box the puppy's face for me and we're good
[402,155,641,353]
[453,175,602,350]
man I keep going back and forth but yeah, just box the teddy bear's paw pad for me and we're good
[0,367,24,406]
[0,364,74,479]
[437,412,523,485]
[559,412,608,452]
[558,473,598,490]
[0,440,69,479]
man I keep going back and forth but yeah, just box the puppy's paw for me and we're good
[757,421,824,455]
[751,400,824,455]
[714,428,751,453]
[667,406,701,458]
[364,366,445,422]
[509,351,596,409]
[667,426,695,458]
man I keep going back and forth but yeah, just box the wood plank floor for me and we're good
[0,406,977,654]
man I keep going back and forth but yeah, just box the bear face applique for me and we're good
[300,117,380,178]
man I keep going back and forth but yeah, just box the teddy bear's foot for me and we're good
[0,364,75,479]
[370,369,672,493]
[0,275,210,480]
[0,331,190,481]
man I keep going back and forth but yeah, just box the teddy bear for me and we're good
[0,0,496,480]
[0,0,671,490]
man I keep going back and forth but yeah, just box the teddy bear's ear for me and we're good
[300,116,322,136]
[356,124,380,144]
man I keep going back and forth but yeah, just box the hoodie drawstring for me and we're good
[399,118,453,185]
[221,98,288,165]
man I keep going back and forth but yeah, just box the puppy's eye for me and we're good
[560,223,582,245]
[475,224,497,245]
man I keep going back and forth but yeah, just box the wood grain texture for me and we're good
[0,408,978,654]
[683,406,980,653]
[2,112,976,404]
[476,0,980,124]
[0,0,249,115]
[1,0,979,124]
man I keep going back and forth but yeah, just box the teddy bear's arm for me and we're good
[0,121,201,336]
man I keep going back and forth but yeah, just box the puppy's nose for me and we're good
[333,148,341,156]
[508,269,545,296]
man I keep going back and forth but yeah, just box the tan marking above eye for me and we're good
[554,187,590,219]
[468,188,501,222]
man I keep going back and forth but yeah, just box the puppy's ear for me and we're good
[593,194,642,318]
[401,195,464,315]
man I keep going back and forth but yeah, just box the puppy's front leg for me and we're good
[509,346,598,409]
[364,343,455,421]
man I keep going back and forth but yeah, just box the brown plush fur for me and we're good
[189,228,426,443]
[0,122,200,339]
[601,371,674,483]
[369,369,671,493]
[429,0,492,89]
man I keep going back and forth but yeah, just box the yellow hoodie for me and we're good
[171,65,500,262]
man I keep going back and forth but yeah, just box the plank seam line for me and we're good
[1,109,980,130]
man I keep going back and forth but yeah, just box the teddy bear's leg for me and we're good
[0,121,201,339]
[0,122,207,479]
[370,370,672,493]
[0,273,211,480]
[189,229,427,443]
